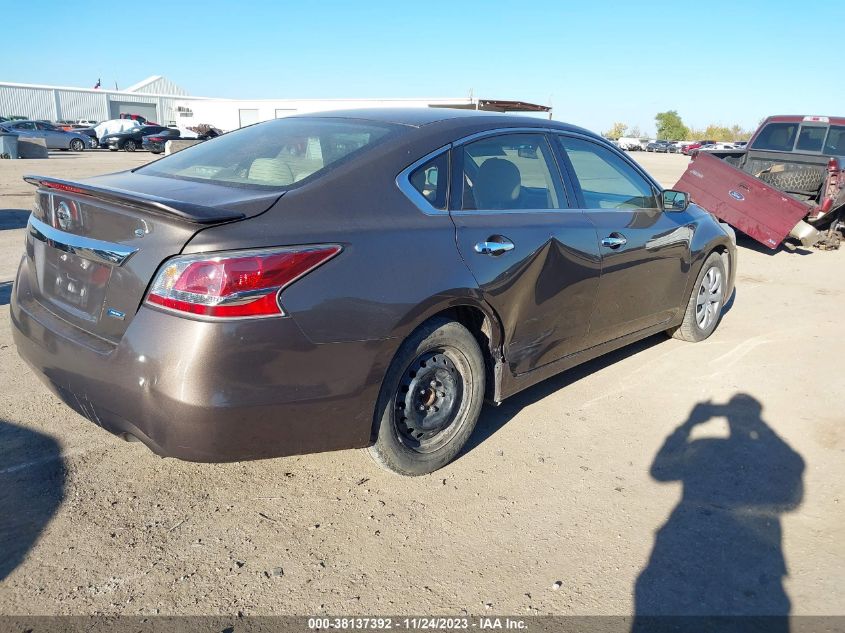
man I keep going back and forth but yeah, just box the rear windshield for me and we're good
[823,125,845,156]
[138,118,396,189]
[795,125,826,152]
[750,122,798,152]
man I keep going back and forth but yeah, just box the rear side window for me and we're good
[409,152,448,210]
[460,133,563,211]
[138,118,396,189]
[823,125,845,156]
[795,125,826,152]
[557,136,659,210]
[751,123,798,152]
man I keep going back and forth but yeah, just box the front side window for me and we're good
[137,118,396,189]
[795,125,826,152]
[14,122,35,130]
[409,152,448,210]
[751,122,798,152]
[557,136,659,210]
[460,133,563,211]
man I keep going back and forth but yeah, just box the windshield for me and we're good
[137,118,397,189]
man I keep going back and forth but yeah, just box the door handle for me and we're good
[601,234,628,249]
[474,237,515,256]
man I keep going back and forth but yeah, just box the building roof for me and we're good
[124,75,189,96]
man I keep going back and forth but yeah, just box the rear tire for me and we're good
[124,139,137,152]
[368,318,485,476]
[668,252,727,342]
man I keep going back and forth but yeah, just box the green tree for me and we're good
[603,122,628,139]
[655,110,689,140]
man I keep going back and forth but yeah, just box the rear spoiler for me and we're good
[23,175,245,224]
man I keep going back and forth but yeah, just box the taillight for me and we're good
[40,180,86,195]
[145,245,341,319]
[147,136,164,142]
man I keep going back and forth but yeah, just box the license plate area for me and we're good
[32,239,112,322]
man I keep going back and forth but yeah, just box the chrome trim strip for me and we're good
[396,126,653,217]
[395,144,452,216]
[28,215,138,267]
[450,126,560,147]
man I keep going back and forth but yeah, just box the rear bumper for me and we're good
[10,258,392,462]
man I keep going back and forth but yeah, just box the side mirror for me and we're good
[662,189,689,212]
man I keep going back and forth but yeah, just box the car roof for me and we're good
[290,107,529,126]
[764,115,845,126]
[288,107,598,138]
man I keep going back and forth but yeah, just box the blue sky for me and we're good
[6,0,844,135]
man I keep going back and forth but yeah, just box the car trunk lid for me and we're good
[674,152,811,249]
[22,174,283,342]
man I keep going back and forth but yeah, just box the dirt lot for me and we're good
[0,150,843,617]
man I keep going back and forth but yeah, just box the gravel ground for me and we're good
[0,150,842,617]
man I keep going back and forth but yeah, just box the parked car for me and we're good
[646,140,671,152]
[104,124,173,151]
[699,142,737,151]
[675,115,845,249]
[120,113,152,124]
[141,128,181,154]
[12,110,736,475]
[682,140,717,155]
[0,119,90,150]
[74,127,99,147]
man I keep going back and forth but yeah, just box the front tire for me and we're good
[368,318,485,476]
[123,139,137,152]
[69,139,84,152]
[668,252,727,342]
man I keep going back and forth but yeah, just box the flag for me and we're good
[93,78,101,89]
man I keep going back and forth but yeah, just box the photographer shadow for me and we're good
[0,420,65,581]
[633,394,804,633]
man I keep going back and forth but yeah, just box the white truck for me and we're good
[617,137,649,151]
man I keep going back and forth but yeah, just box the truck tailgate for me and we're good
[674,152,810,249]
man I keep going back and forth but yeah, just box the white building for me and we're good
[0,75,552,131]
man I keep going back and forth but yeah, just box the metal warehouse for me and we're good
[0,75,551,131]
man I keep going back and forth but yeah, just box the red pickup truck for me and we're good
[675,115,845,249]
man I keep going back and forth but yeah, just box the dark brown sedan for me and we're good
[11,109,736,475]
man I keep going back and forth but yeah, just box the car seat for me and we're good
[474,158,521,209]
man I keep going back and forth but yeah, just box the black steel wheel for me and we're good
[394,349,466,453]
[368,317,485,476]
